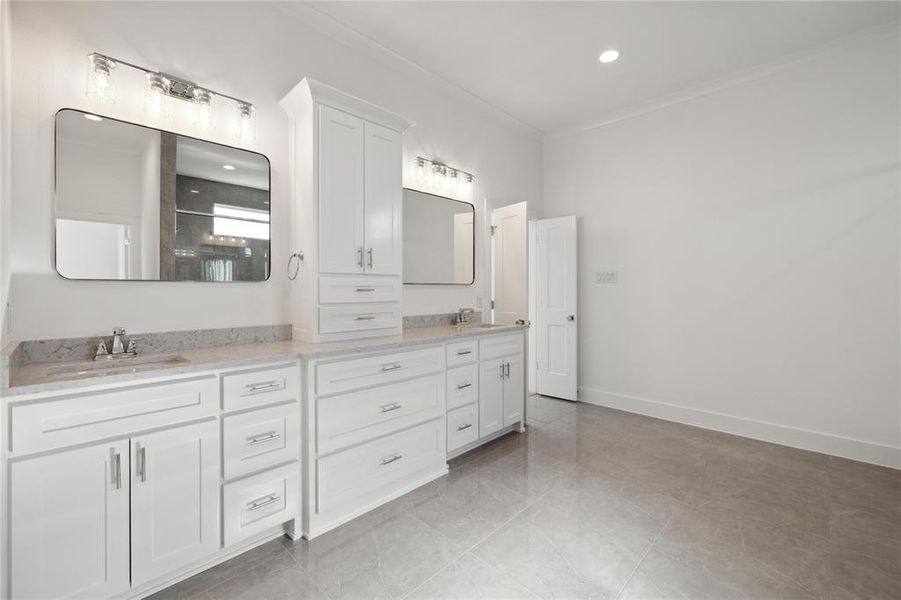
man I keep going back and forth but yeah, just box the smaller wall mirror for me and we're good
[403,188,474,285]
[54,108,271,282]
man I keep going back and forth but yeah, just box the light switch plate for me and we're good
[596,271,618,284]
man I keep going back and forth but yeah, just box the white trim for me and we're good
[579,387,901,470]
[546,21,901,141]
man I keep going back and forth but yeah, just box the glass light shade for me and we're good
[192,88,214,131]
[235,102,256,143]
[143,73,169,117]
[85,54,116,103]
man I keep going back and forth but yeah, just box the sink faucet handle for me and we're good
[125,338,139,355]
[94,339,110,359]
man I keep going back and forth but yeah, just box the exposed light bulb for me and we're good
[85,53,117,103]
[144,72,169,117]
[235,102,256,144]
[416,157,425,178]
[192,88,213,131]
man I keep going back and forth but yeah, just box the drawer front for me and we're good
[318,374,444,454]
[317,419,445,514]
[479,333,524,360]
[319,304,401,334]
[446,340,479,367]
[447,403,479,453]
[319,275,401,304]
[316,346,444,396]
[223,403,300,479]
[11,376,217,455]
[223,463,299,547]
[222,364,300,412]
[446,364,479,411]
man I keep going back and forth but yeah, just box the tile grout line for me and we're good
[612,513,674,600]
[400,482,559,600]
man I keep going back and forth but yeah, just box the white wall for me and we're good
[542,28,901,467]
[8,1,541,340]
[0,0,11,343]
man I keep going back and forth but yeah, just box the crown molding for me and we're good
[273,2,542,140]
[545,20,900,142]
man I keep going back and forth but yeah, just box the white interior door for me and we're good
[131,420,220,586]
[319,105,365,274]
[363,121,402,274]
[491,201,527,324]
[56,218,131,279]
[536,216,578,401]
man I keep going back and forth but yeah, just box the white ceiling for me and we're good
[177,137,269,191]
[307,1,900,132]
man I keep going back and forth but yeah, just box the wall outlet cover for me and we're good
[596,271,618,284]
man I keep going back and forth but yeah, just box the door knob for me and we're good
[567,315,575,321]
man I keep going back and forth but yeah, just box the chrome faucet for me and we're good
[455,308,475,326]
[94,328,139,361]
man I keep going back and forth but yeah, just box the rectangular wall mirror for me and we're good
[403,188,474,285]
[54,108,271,282]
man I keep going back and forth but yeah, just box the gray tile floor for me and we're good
[151,396,900,600]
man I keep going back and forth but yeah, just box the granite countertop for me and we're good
[2,324,526,397]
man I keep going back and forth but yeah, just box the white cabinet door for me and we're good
[11,440,130,600]
[363,121,402,275]
[503,353,525,427]
[479,358,505,437]
[131,420,220,587]
[319,105,365,274]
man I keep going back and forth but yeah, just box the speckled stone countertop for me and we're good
[2,324,526,397]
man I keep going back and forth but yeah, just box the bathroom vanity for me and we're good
[0,324,526,599]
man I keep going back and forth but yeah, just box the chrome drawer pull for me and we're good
[135,443,146,483]
[456,349,472,356]
[355,316,376,321]
[380,453,403,466]
[457,423,473,431]
[355,287,376,292]
[381,363,402,372]
[247,431,280,445]
[380,402,402,413]
[246,380,280,393]
[110,448,122,490]
[456,382,472,390]
[247,494,281,512]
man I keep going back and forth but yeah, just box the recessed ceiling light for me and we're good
[222,164,236,170]
[84,114,103,121]
[599,49,620,64]
[190,189,200,194]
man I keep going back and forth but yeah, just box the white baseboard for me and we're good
[578,387,901,470]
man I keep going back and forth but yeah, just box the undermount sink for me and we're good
[45,354,189,379]
[455,323,507,332]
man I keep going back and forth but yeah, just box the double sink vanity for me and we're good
[0,322,526,599]
[3,70,529,599]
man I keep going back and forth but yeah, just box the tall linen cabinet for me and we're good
[280,79,412,342]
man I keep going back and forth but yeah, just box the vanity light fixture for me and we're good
[415,157,474,192]
[599,49,620,63]
[85,51,256,141]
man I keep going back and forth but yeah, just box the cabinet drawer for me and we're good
[446,340,479,367]
[319,304,401,334]
[319,275,401,304]
[479,333,523,360]
[317,419,445,514]
[316,346,444,396]
[223,463,299,547]
[447,403,479,453]
[222,364,300,412]
[10,376,218,455]
[446,364,479,410]
[223,403,300,479]
[318,374,444,454]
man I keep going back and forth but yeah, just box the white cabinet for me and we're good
[319,105,365,274]
[479,358,506,437]
[281,78,411,342]
[363,121,402,275]
[503,352,525,427]
[10,440,131,600]
[130,420,220,586]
